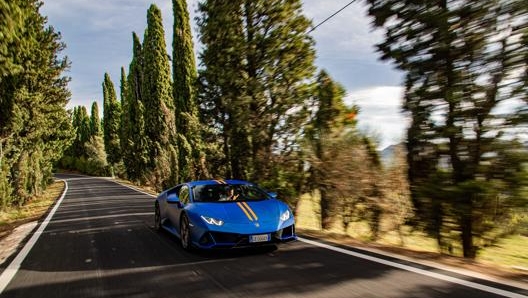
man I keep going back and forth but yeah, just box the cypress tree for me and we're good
[123,33,149,182]
[79,106,91,147]
[90,101,102,136]
[172,0,204,182]
[119,66,130,174]
[141,5,176,188]
[102,73,121,165]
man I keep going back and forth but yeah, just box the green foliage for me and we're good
[197,0,316,185]
[90,101,102,136]
[102,73,121,165]
[367,0,528,257]
[59,102,109,177]
[141,5,176,189]
[121,33,150,182]
[172,0,204,182]
[0,0,24,75]
[84,135,108,176]
[0,0,73,209]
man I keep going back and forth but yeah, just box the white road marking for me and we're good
[0,180,69,294]
[106,178,156,198]
[298,237,527,298]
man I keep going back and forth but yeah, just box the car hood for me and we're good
[193,200,284,224]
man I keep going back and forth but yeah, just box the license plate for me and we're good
[249,234,270,243]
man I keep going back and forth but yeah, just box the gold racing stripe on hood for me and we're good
[242,202,258,221]
[236,202,254,221]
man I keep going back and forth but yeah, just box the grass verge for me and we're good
[295,192,528,281]
[0,180,65,240]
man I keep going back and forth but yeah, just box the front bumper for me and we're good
[194,224,296,249]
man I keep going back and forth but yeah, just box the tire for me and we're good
[180,214,192,250]
[154,202,161,231]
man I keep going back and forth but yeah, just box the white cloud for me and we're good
[345,86,408,149]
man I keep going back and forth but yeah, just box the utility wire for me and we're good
[308,0,358,33]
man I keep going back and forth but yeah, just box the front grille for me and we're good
[210,232,238,243]
[200,226,295,249]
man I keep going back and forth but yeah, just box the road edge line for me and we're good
[0,179,69,294]
[298,237,527,298]
[104,178,156,198]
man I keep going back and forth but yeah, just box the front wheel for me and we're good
[154,203,161,231]
[180,214,192,250]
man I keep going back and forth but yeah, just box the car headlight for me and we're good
[201,215,224,226]
[280,210,291,221]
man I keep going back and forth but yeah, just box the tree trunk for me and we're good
[320,188,332,230]
[461,210,475,258]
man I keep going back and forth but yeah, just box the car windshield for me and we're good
[192,184,270,203]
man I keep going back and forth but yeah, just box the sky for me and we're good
[40,0,407,149]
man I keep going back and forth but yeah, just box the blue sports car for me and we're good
[154,179,296,250]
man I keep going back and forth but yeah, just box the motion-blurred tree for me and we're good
[367,0,528,257]
[102,73,121,166]
[381,144,413,245]
[172,0,205,182]
[304,71,384,236]
[142,4,176,189]
[197,0,316,188]
[304,70,358,229]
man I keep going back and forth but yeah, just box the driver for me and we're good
[225,186,239,201]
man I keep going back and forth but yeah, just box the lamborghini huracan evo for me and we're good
[154,179,296,250]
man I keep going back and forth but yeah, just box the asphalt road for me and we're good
[0,174,526,298]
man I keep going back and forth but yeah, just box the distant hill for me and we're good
[379,143,399,165]
[380,140,528,167]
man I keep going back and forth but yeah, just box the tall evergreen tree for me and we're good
[141,5,176,188]
[122,33,149,182]
[90,101,102,136]
[78,106,91,151]
[172,0,204,182]
[0,0,73,208]
[367,0,528,257]
[119,66,130,169]
[197,0,316,184]
[102,73,121,165]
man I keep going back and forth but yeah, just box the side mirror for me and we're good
[267,192,278,199]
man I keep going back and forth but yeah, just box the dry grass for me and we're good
[0,180,65,240]
[295,191,528,279]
